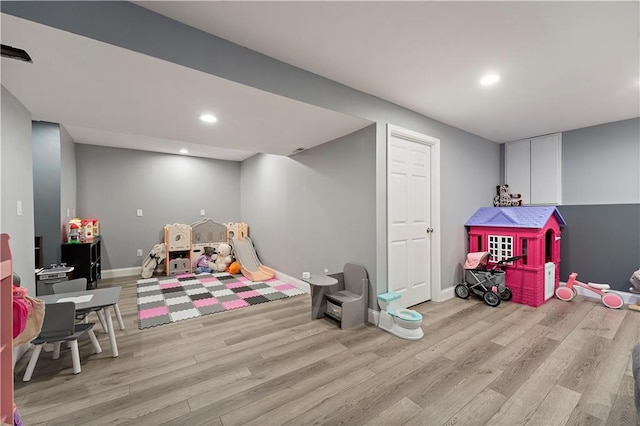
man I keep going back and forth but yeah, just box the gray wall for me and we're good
[558,118,640,291]
[241,125,377,306]
[76,144,241,270]
[59,124,77,229]
[32,121,62,266]
[5,2,501,298]
[563,118,639,205]
[1,86,35,295]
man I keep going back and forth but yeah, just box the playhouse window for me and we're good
[488,235,513,263]
[521,239,528,265]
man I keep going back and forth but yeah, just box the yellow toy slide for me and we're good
[231,237,275,282]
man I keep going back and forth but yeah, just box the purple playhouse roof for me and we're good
[465,206,566,229]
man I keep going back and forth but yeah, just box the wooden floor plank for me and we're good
[405,365,504,426]
[572,310,640,422]
[605,374,636,426]
[363,396,422,426]
[525,384,582,426]
[441,388,507,426]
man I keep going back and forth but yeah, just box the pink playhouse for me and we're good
[465,206,566,307]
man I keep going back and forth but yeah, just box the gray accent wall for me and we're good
[5,2,501,299]
[1,86,35,295]
[32,121,62,266]
[558,204,639,291]
[241,125,377,306]
[75,144,241,270]
[558,118,640,291]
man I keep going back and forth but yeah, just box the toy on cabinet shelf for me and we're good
[68,223,80,244]
[81,219,94,242]
[493,184,522,207]
[91,219,100,236]
[66,217,100,243]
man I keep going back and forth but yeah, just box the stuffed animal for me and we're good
[209,243,233,272]
[493,184,522,207]
[194,246,216,274]
[227,261,241,275]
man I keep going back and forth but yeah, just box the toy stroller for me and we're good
[455,252,522,307]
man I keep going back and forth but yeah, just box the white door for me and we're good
[387,125,439,307]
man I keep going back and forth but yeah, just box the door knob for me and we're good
[426,227,434,233]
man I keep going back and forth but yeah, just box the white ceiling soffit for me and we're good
[0,14,372,161]
[137,1,640,143]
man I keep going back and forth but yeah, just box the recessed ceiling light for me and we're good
[199,114,218,123]
[479,74,501,86]
[179,149,189,154]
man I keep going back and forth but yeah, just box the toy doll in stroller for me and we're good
[455,252,523,307]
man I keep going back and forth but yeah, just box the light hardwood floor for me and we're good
[13,275,640,425]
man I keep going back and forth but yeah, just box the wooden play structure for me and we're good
[465,206,566,307]
[165,223,192,275]
[190,218,228,268]
[141,220,274,281]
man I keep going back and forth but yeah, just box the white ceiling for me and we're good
[136,1,640,143]
[2,2,638,162]
[0,14,372,161]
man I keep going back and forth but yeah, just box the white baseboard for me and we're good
[438,286,455,302]
[368,308,379,325]
[274,270,310,293]
[102,267,141,279]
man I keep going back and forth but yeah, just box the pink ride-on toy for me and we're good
[555,272,624,309]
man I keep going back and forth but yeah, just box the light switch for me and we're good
[136,209,143,217]
[137,249,143,257]
[17,200,22,216]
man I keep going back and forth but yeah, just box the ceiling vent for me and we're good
[1,44,32,63]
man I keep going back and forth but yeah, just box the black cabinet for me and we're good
[61,237,101,289]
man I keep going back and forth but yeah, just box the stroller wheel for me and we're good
[499,287,513,301]
[455,284,470,299]
[483,291,501,307]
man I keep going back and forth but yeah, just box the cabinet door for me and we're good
[505,139,531,204]
[530,134,562,204]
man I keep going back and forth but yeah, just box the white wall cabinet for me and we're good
[505,133,562,205]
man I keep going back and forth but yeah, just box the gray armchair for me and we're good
[325,263,368,329]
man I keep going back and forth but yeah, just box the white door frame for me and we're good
[386,124,442,302]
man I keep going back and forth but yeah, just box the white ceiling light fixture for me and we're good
[199,113,218,123]
[179,149,189,154]
[479,74,501,86]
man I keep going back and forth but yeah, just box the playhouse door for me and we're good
[387,125,438,307]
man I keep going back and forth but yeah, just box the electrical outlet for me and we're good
[200,209,206,216]
[324,268,329,273]
[136,209,143,217]
[137,249,143,257]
